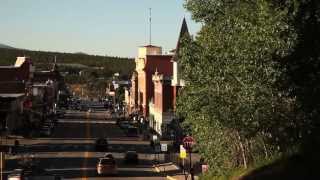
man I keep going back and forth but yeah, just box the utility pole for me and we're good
[149,8,152,45]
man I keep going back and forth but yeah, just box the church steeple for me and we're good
[173,17,190,61]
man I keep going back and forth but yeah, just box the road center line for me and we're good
[81,112,91,180]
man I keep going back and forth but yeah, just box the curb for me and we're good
[153,162,182,179]
[155,166,161,172]
[166,175,178,180]
[167,175,199,180]
[153,162,176,173]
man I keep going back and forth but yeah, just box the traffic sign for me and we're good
[183,136,195,150]
[180,150,186,159]
[179,145,187,159]
[161,144,167,152]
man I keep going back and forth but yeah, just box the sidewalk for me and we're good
[153,162,199,180]
[167,174,199,180]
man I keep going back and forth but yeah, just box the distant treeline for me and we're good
[0,48,135,79]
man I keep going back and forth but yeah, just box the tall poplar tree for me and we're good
[177,0,300,174]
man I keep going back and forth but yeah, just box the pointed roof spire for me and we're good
[178,17,190,44]
[173,17,190,61]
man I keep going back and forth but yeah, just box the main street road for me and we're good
[3,110,167,179]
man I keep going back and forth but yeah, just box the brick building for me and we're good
[149,18,190,136]
[149,71,174,135]
[132,45,173,117]
[126,18,190,136]
[0,57,34,133]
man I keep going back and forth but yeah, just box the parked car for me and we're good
[124,151,139,164]
[80,104,89,111]
[96,157,117,175]
[95,138,109,151]
[126,126,139,137]
[56,109,65,118]
[8,167,60,180]
[118,121,131,129]
[104,153,114,159]
[40,126,52,137]
[116,117,125,124]
[43,120,54,129]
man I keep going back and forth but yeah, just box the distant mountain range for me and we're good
[0,44,91,56]
[0,43,15,49]
[74,52,88,55]
[0,44,135,78]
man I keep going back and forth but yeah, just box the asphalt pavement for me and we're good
[1,109,169,179]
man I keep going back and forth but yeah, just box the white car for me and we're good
[97,157,117,175]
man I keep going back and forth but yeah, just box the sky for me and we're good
[0,0,201,58]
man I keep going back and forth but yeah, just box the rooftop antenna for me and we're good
[149,8,152,45]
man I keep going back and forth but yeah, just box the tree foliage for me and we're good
[177,0,320,175]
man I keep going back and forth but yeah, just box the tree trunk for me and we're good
[262,139,268,159]
[237,131,247,169]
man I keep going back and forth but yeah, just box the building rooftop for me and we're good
[0,93,25,98]
[15,57,32,67]
[141,45,161,48]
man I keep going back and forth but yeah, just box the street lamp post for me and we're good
[0,133,3,180]
[183,136,195,180]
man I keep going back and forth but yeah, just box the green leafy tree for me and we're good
[177,0,298,175]
[279,0,320,153]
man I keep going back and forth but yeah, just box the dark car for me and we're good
[124,151,138,164]
[126,126,139,137]
[56,110,65,118]
[115,118,122,125]
[39,126,52,137]
[118,121,131,129]
[104,153,114,159]
[8,167,60,180]
[95,138,109,151]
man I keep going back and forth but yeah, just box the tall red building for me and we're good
[150,18,190,135]
[132,45,173,117]
[126,18,190,136]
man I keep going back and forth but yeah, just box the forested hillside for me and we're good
[0,47,135,78]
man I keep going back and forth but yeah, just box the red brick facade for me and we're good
[136,54,173,117]
[126,18,190,136]
[154,76,173,113]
